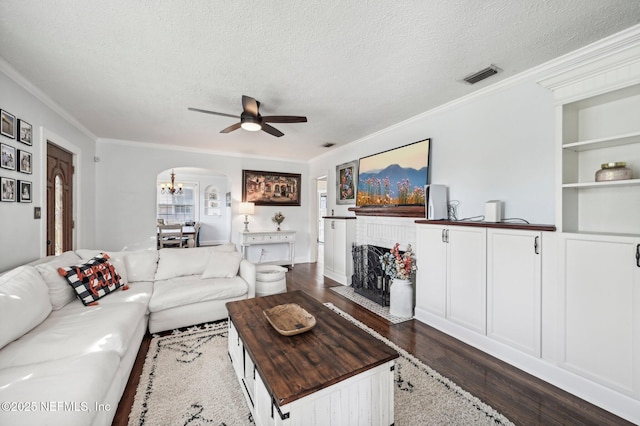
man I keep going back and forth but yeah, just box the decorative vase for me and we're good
[389,278,413,318]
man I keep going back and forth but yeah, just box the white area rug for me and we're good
[128,321,253,425]
[330,285,413,324]
[129,309,513,425]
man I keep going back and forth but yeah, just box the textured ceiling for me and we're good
[1,1,639,161]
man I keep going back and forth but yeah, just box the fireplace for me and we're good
[351,244,391,306]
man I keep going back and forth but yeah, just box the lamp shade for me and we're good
[239,202,255,215]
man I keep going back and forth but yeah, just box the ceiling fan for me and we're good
[188,95,307,137]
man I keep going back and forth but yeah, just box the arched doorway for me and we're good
[156,167,232,245]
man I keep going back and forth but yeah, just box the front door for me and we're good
[46,142,73,255]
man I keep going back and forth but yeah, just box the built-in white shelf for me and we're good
[562,131,640,152]
[562,178,640,189]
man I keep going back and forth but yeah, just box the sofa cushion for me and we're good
[201,251,243,278]
[90,280,153,309]
[0,266,52,350]
[154,244,237,281]
[34,250,82,310]
[149,275,248,313]
[0,301,147,368]
[0,351,120,426]
[125,249,159,282]
[58,253,126,306]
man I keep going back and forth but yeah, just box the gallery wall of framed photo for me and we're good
[1,108,33,203]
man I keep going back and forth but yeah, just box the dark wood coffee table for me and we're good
[227,290,398,425]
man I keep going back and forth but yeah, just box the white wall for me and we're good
[95,140,311,261]
[0,66,97,272]
[310,79,556,233]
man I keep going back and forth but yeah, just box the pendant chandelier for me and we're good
[160,169,183,195]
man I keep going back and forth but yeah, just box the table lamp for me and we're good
[239,202,255,232]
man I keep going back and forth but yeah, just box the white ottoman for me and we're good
[255,265,287,297]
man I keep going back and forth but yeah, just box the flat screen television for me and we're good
[356,138,430,207]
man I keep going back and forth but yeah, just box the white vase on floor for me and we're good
[389,278,413,318]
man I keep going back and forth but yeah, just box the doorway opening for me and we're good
[46,142,74,255]
[317,176,327,243]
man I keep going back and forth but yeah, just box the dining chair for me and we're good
[184,222,201,248]
[158,224,184,248]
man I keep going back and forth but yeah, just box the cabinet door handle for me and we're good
[331,221,335,230]
[442,229,446,243]
[534,236,540,255]
[636,244,639,267]
[445,229,449,243]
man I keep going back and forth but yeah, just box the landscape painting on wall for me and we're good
[356,138,430,207]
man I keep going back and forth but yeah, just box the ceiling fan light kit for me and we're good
[240,115,262,131]
[189,95,307,137]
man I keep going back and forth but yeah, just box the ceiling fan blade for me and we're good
[188,107,239,119]
[220,122,242,133]
[262,115,307,123]
[261,123,284,137]
[242,95,260,116]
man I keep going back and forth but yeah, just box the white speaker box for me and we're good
[425,184,448,220]
[485,200,503,222]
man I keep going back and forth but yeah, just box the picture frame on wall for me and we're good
[242,169,301,206]
[1,143,16,170]
[1,177,16,202]
[1,110,16,139]
[336,160,358,205]
[18,150,32,174]
[18,119,32,146]
[17,180,32,203]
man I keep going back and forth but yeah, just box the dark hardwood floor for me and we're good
[113,257,631,426]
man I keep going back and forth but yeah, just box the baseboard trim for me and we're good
[414,307,640,424]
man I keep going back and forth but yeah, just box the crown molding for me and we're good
[0,56,97,141]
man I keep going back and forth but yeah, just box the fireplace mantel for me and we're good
[348,206,425,218]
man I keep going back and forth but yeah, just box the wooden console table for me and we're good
[227,291,398,425]
[240,230,295,267]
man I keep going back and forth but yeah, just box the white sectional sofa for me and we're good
[0,244,256,426]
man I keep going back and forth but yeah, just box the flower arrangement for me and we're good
[272,212,285,230]
[379,243,416,280]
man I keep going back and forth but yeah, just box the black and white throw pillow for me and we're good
[57,253,128,306]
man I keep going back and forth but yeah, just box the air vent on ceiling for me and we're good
[462,65,500,85]
[322,142,336,148]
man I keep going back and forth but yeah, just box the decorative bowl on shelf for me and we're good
[595,162,632,182]
[263,303,316,336]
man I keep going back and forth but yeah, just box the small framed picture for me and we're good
[17,180,32,203]
[18,150,32,174]
[18,120,32,146]
[336,160,358,205]
[1,110,16,139]
[1,143,16,170]
[1,177,16,202]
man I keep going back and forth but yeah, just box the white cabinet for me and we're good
[538,44,640,421]
[415,224,487,334]
[487,229,541,357]
[323,217,356,285]
[559,233,640,397]
[415,225,447,317]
